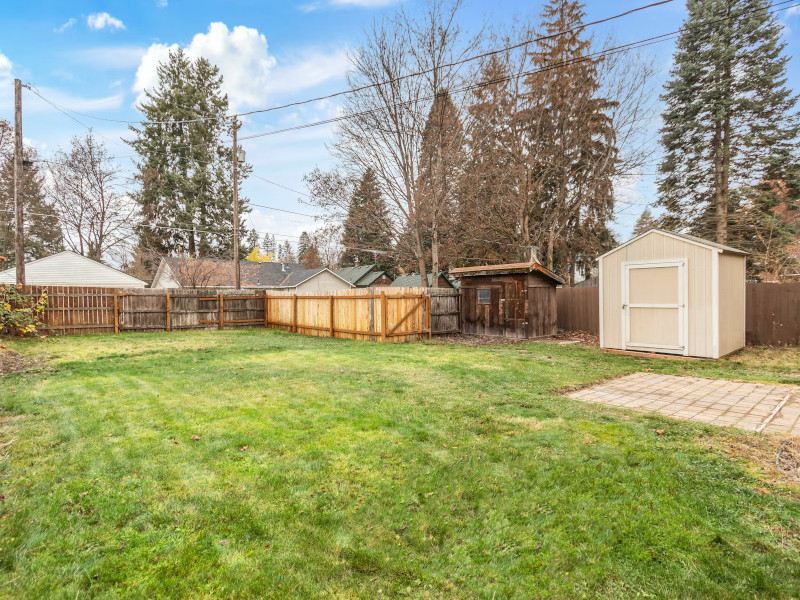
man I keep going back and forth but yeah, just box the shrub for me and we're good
[0,284,48,336]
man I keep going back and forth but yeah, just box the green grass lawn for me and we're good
[1,330,799,599]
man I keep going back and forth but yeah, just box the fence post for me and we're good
[292,294,298,333]
[219,293,224,330]
[329,295,335,338]
[166,293,171,332]
[380,291,387,343]
[426,294,432,339]
[263,292,269,328]
[113,293,119,334]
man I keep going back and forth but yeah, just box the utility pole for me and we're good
[232,116,240,290]
[13,79,25,285]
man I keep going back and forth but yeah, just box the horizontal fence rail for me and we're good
[11,285,461,343]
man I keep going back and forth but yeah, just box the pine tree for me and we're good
[632,207,658,236]
[416,90,465,284]
[297,232,323,268]
[261,233,277,258]
[657,0,799,244]
[0,130,63,266]
[127,50,252,266]
[340,168,397,274]
[522,0,617,275]
[277,240,295,263]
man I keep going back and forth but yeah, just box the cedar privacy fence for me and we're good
[13,285,460,342]
[556,282,800,347]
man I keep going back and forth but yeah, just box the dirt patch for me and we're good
[432,334,527,346]
[707,432,800,495]
[0,348,44,375]
[553,330,599,346]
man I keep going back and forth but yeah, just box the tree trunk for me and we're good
[431,219,439,288]
[713,121,727,244]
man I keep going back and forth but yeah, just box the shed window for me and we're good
[477,289,491,304]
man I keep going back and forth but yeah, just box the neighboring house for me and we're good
[150,257,353,292]
[336,264,394,288]
[390,272,458,289]
[0,251,147,288]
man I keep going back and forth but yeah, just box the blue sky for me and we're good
[1,0,799,253]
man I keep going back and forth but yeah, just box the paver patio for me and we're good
[569,372,800,435]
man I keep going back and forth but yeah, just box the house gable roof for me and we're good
[449,262,565,285]
[0,250,147,288]
[155,257,353,289]
[358,270,392,286]
[599,228,748,260]
[336,264,378,285]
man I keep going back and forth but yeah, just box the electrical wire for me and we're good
[22,0,677,127]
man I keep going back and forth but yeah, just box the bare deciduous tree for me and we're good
[48,133,136,263]
[320,0,478,286]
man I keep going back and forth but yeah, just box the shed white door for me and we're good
[622,259,688,356]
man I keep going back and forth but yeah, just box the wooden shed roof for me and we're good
[449,262,565,284]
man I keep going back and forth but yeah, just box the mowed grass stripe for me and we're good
[0,329,798,599]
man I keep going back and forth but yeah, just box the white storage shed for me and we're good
[599,229,747,358]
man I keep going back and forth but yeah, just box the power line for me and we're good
[236,0,798,141]
[23,0,676,128]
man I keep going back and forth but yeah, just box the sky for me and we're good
[1,0,799,257]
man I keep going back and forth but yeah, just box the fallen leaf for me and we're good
[174,441,180,445]
[755,487,769,495]
[241,445,248,451]
[219,539,229,546]
[655,429,665,435]
[191,435,200,441]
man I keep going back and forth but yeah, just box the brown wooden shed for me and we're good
[450,262,565,339]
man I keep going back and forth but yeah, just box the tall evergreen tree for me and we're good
[340,168,397,274]
[277,240,296,263]
[416,90,464,284]
[657,0,798,243]
[522,0,617,275]
[127,50,252,267]
[297,231,323,268]
[632,207,658,236]
[261,233,277,258]
[0,122,63,266]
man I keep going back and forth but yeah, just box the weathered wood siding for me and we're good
[459,272,556,339]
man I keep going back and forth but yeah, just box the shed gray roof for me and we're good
[390,272,457,288]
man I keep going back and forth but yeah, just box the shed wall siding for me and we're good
[718,253,746,356]
[601,231,714,357]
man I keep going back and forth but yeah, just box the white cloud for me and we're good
[71,46,147,69]
[156,0,168,6]
[87,12,125,31]
[133,23,349,111]
[55,18,76,33]
[0,51,11,79]
[267,49,349,96]
[27,85,124,113]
